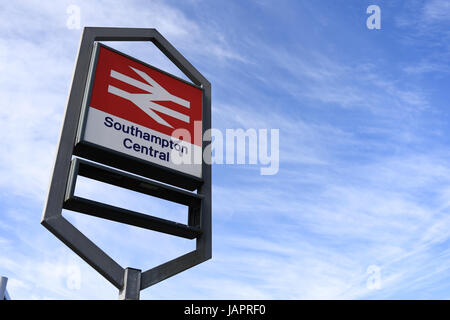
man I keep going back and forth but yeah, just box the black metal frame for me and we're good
[41,27,212,299]
[64,158,203,239]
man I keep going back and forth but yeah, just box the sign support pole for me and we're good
[0,277,8,300]
[119,268,141,300]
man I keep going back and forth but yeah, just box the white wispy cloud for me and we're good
[1,0,450,300]
[423,0,450,23]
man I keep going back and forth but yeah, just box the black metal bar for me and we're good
[64,196,201,239]
[188,204,201,227]
[197,83,212,260]
[119,268,141,300]
[74,142,203,191]
[41,28,95,222]
[75,158,203,207]
[66,158,203,237]
[43,216,124,289]
[140,250,201,289]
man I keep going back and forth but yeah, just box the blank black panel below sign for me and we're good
[63,158,203,240]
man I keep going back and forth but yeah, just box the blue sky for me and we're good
[1,0,450,299]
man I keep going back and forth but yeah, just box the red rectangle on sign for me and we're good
[88,44,203,146]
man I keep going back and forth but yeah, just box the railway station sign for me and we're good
[78,43,203,178]
[41,27,212,300]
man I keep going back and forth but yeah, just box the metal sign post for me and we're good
[0,276,10,300]
[42,27,211,300]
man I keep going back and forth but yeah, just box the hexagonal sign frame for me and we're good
[41,27,211,300]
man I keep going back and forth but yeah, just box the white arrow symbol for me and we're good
[107,66,190,128]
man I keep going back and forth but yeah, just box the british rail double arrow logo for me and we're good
[108,66,190,128]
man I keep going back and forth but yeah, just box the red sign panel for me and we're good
[89,45,203,146]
